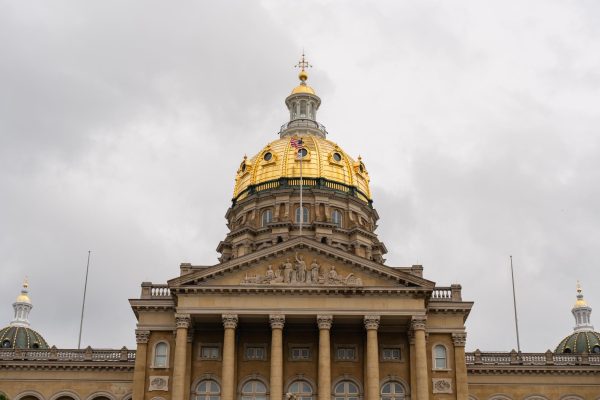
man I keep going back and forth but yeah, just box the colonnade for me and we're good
[134,314,468,400]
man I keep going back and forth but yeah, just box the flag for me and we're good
[290,137,304,149]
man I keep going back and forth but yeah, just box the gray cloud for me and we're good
[1,0,599,352]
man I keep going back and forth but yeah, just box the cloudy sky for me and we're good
[1,0,599,352]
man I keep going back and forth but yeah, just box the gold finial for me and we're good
[574,280,588,308]
[23,277,29,290]
[295,51,312,83]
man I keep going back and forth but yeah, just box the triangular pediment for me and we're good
[169,238,434,292]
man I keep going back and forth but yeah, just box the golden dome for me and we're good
[233,135,371,203]
[291,83,315,95]
[15,278,31,303]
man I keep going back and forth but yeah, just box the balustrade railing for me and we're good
[431,285,462,302]
[140,283,171,299]
[0,347,135,362]
[233,176,372,207]
[279,119,328,136]
[465,350,600,366]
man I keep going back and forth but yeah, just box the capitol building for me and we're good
[1,61,599,400]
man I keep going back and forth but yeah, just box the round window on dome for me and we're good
[333,152,342,162]
[298,148,308,158]
[264,152,273,162]
[593,345,600,354]
[2,340,10,348]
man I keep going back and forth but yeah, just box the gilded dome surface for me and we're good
[233,135,371,203]
[555,331,600,354]
[0,325,49,349]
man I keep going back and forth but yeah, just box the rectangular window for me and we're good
[291,347,310,360]
[200,346,219,360]
[382,347,401,361]
[336,347,356,361]
[246,346,266,360]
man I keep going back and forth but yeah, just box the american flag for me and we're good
[290,137,304,149]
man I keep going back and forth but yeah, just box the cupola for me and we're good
[555,282,600,354]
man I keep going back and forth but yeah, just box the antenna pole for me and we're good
[510,255,521,352]
[78,250,91,350]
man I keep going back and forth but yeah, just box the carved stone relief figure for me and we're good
[240,254,363,287]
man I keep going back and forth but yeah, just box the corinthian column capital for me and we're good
[222,314,239,329]
[317,315,333,329]
[135,329,150,344]
[452,332,467,347]
[175,313,191,329]
[363,315,381,330]
[411,316,427,331]
[269,314,285,329]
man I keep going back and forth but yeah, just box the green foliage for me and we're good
[0,393,8,400]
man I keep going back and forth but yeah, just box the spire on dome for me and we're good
[11,278,33,327]
[572,281,593,332]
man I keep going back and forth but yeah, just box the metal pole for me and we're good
[299,143,303,235]
[78,250,91,350]
[510,255,521,353]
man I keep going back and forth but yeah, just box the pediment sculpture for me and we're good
[240,253,363,286]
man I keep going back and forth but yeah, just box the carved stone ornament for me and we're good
[410,316,427,331]
[269,314,286,329]
[317,315,333,329]
[149,375,169,391]
[452,332,467,347]
[222,314,239,329]
[240,255,363,287]
[175,313,191,329]
[432,378,452,394]
[363,315,380,330]
[135,329,150,344]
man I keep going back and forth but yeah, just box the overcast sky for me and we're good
[1,0,599,352]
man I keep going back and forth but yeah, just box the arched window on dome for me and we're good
[380,381,406,400]
[194,379,220,400]
[262,210,273,227]
[433,344,447,369]
[593,345,600,354]
[333,380,359,400]
[153,342,169,368]
[2,340,10,348]
[296,207,309,224]
[332,210,343,228]
[288,380,313,400]
[241,379,267,400]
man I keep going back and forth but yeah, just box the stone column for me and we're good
[452,333,468,400]
[364,315,381,400]
[172,314,191,400]
[185,328,194,400]
[412,316,429,400]
[270,314,286,400]
[317,315,333,400]
[132,329,150,400]
[408,331,417,399]
[222,314,239,400]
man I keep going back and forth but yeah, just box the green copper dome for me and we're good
[0,325,49,349]
[555,331,600,354]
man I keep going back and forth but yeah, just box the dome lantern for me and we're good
[11,278,32,328]
[281,53,325,138]
[572,281,594,332]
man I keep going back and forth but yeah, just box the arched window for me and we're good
[300,101,307,118]
[154,342,168,368]
[2,340,11,348]
[592,345,600,353]
[241,380,267,400]
[433,345,447,369]
[288,380,313,400]
[295,207,309,224]
[332,210,342,227]
[380,382,405,400]
[195,379,220,400]
[262,210,273,227]
[333,381,359,400]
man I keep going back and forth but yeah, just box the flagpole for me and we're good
[78,250,91,350]
[299,141,303,235]
[510,255,521,353]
